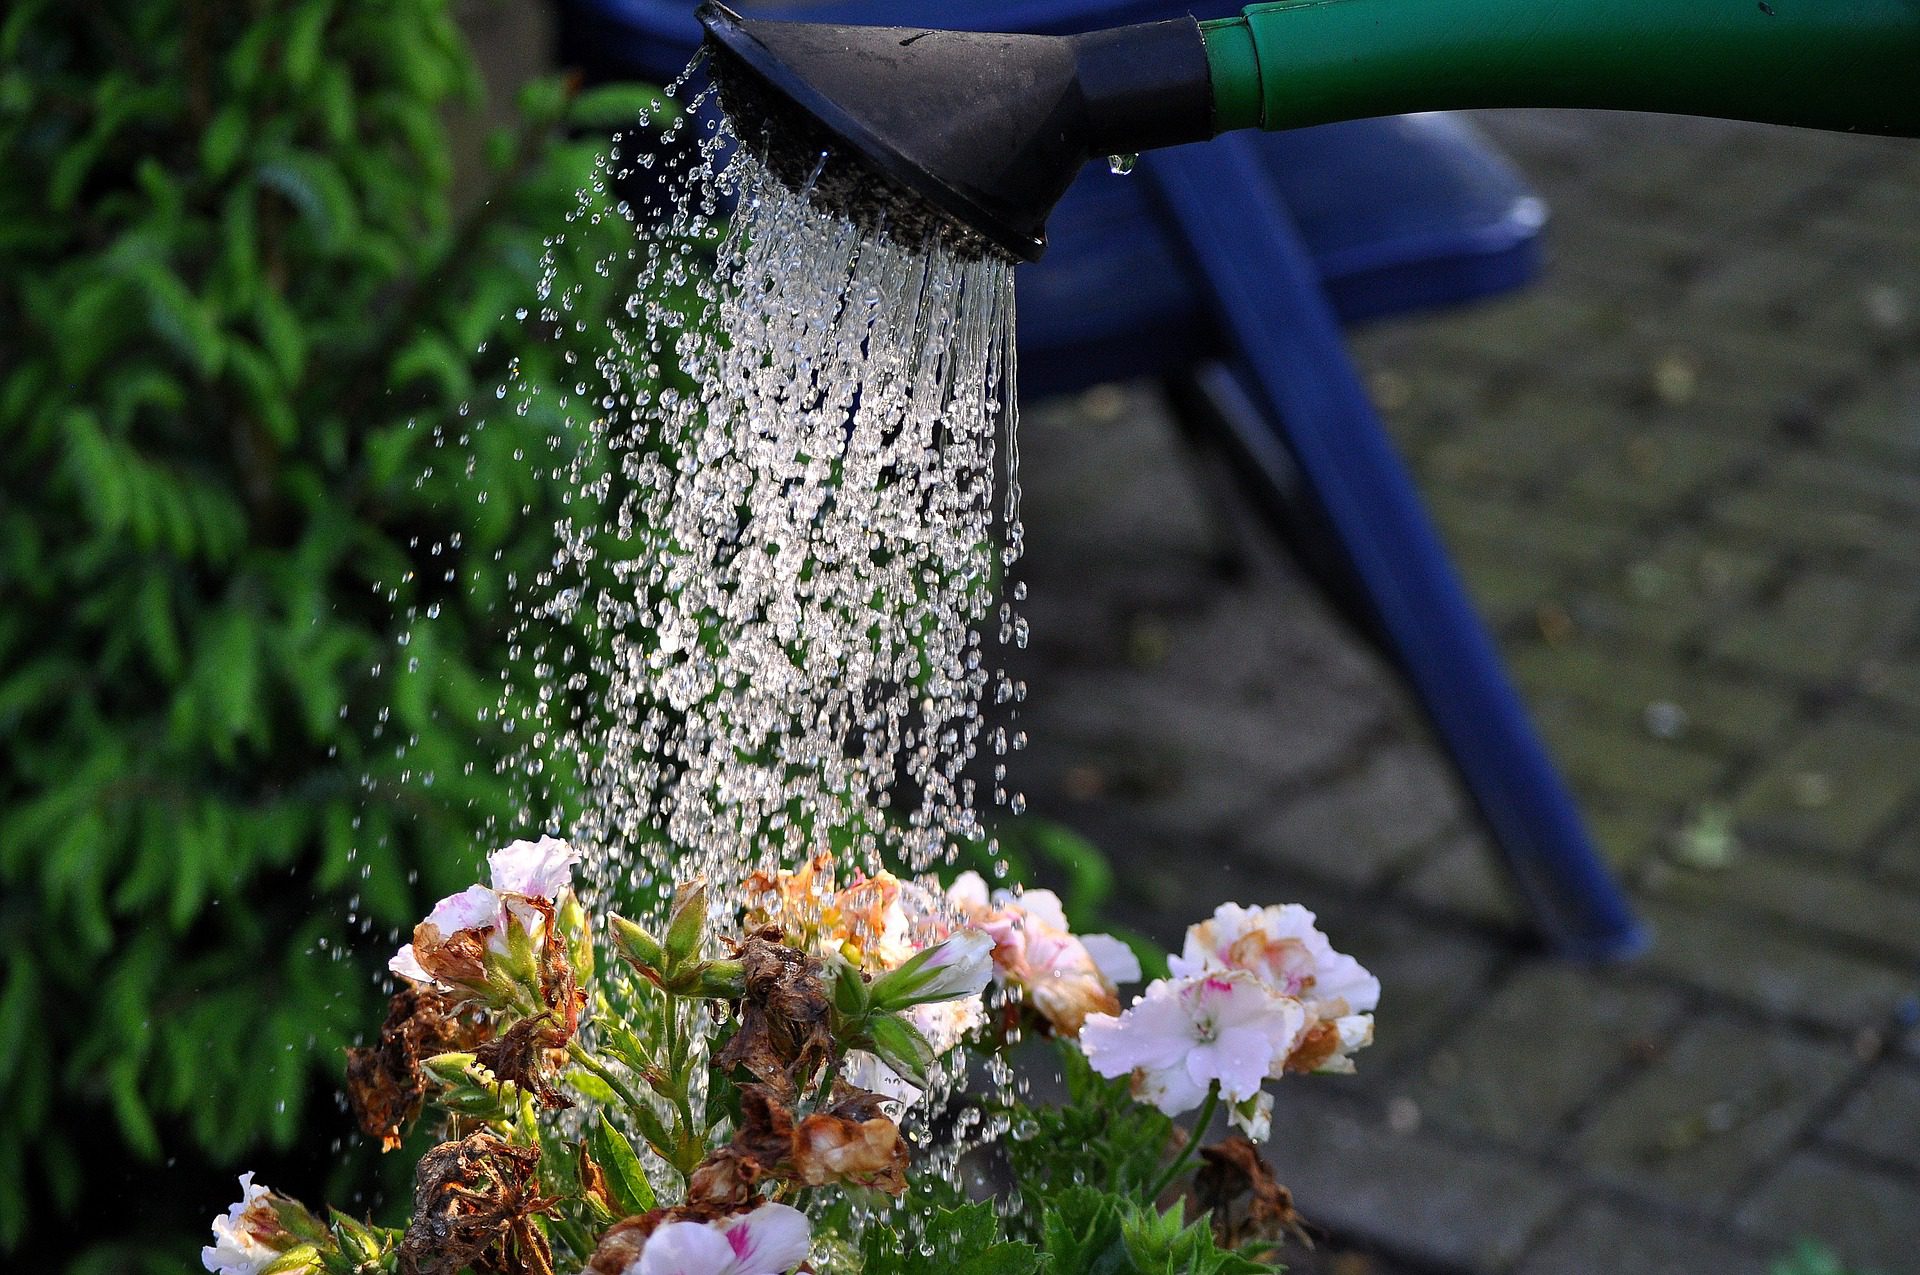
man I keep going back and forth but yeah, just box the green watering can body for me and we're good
[1206,0,1920,137]
[697,0,1920,260]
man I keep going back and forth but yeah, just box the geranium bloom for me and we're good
[1168,903,1378,1074]
[744,855,950,970]
[390,836,581,986]
[1081,971,1306,1115]
[948,872,1141,1036]
[201,1173,299,1275]
[627,1203,811,1275]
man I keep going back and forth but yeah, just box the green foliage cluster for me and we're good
[845,1043,1279,1275]
[0,0,654,1257]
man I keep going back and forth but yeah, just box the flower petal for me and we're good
[425,884,501,934]
[387,944,432,985]
[719,1203,813,1274]
[488,836,579,901]
[637,1220,737,1275]
[1080,933,1142,987]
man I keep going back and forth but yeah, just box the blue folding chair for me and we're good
[559,0,1648,960]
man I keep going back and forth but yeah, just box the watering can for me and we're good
[697,0,1920,259]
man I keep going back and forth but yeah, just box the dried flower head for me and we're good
[1194,1135,1313,1252]
[398,1132,552,1275]
[790,1087,909,1194]
[713,928,833,1100]
[347,987,489,1151]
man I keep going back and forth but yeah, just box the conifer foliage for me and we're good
[0,0,645,1255]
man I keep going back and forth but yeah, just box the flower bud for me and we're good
[689,958,745,999]
[420,1052,479,1088]
[865,1012,935,1089]
[608,914,665,976]
[831,961,871,1022]
[663,877,709,970]
[868,930,994,1012]
[558,891,595,984]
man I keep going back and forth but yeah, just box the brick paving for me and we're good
[1012,111,1920,1274]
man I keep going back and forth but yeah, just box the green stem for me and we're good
[1147,1085,1219,1201]
[565,1040,650,1124]
[809,1043,842,1111]
[660,999,698,1134]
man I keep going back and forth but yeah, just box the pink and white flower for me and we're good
[389,836,581,987]
[1080,971,1306,1115]
[1168,903,1378,1074]
[625,1203,811,1275]
[947,871,1141,1037]
[201,1173,298,1275]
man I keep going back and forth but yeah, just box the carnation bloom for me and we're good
[390,836,581,986]
[201,1173,295,1275]
[1081,971,1306,1115]
[1168,903,1378,1074]
[947,872,1141,1036]
[628,1203,811,1275]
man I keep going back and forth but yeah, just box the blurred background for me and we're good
[4,2,1918,1272]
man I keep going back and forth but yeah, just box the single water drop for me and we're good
[1107,153,1137,175]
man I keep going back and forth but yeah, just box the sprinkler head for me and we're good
[697,2,1215,261]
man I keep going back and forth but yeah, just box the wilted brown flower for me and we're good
[585,1215,662,1275]
[713,928,833,1100]
[398,1132,554,1275]
[474,1013,572,1111]
[792,1087,908,1194]
[406,919,494,990]
[347,987,490,1152]
[684,1083,908,1202]
[1194,1135,1312,1252]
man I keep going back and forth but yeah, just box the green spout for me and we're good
[1203,0,1920,136]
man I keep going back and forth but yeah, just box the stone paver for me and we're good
[1410,965,1686,1148]
[1515,1199,1770,1275]
[1572,1014,1857,1210]
[1732,716,1920,859]
[1736,1152,1920,1275]
[1822,1062,1920,1173]
[1260,1088,1575,1273]
[1633,898,1916,1033]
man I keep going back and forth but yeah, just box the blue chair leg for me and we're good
[1145,135,1649,961]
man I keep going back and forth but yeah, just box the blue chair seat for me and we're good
[1019,113,1545,397]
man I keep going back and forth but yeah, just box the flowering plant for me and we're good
[202,840,1375,1275]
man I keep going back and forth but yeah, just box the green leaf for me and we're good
[201,107,250,180]
[586,1113,657,1216]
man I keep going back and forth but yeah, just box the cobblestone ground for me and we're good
[1011,112,1920,1275]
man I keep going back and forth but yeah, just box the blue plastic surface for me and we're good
[559,0,1646,959]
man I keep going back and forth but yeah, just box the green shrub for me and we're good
[0,0,652,1259]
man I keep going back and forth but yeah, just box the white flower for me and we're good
[1229,1090,1273,1142]
[946,872,1141,1036]
[488,835,581,901]
[628,1203,811,1275]
[388,838,581,987]
[1169,903,1378,1074]
[201,1173,288,1275]
[1081,972,1306,1115]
